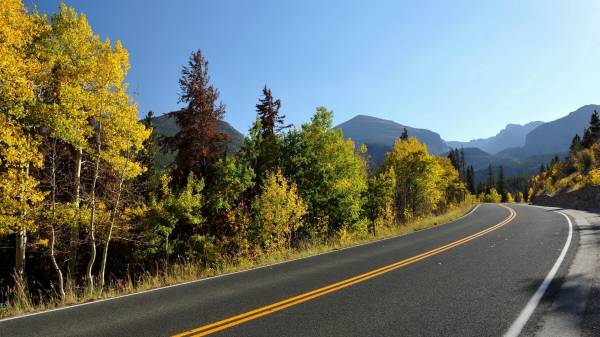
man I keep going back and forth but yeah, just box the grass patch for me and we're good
[0,201,476,319]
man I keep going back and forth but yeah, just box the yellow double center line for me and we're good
[173,204,516,337]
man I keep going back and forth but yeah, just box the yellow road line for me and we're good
[173,204,516,337]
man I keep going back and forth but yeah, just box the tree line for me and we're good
[0,1,470,306]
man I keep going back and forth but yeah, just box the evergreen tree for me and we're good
[459,148,466,180]
[466,165,476,194]
[581,111,600,148]
[256,85,285,136]
[447,148,466,180]
[137,110,160,198]
[253,86,285,186]
[497,165,506,202]
[539,163,546,174]
[486,163,495,193]
[570,134,582,153]
[400,128,409,141]
[590,110,600,141]
[582,128,593,148]
[165,50,228,186]
[476,181,486,195]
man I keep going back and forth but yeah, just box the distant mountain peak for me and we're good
[447,120,543,154]
[334,114,449,167]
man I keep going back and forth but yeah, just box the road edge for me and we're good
[530,206,600,337]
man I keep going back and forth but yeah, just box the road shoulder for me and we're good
[533,207,600,337]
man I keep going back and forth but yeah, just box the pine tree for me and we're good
[570,134,582,153]
[459,148,466,180]
[253,86,285,186]
[590,110,600,141]
[486,163,495,193]
[165,50,229,186]
[400,128,409,141]
[582,128,592,148]
[466,165,476,194]
[497,165,506,202]
[539,163,546,174]
[137,110,160,198]
[256,85,284,136]
[476,181,486,195]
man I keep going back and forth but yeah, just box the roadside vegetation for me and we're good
[530,111,600,196]
[1,1,475,317]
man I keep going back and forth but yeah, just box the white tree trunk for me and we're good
[50,141,65,299]
[86,124,102,294]
[68,147,83,278]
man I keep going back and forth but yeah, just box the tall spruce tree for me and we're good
[466,165,476,194]
[137,110,160,198]
[486,163,495,193]
[590,110,600,141]
[400,128,409,141]
[256,85,284,136]
[253,86,285,186]
[165,50,228,186]
[497,165,506,202]
[570,134,582,153]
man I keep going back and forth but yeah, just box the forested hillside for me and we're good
[0,1,473,317]
[530,111,600,198]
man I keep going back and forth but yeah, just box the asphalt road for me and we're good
[0,203,576,337]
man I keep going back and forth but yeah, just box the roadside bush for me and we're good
[482,188,502,203]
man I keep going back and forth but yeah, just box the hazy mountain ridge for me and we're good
[335,114,449,154]
[521,104,600,155]
[447,121,543,154]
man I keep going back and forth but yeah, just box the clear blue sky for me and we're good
[27,0,600,141]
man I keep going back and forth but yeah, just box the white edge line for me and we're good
[0,203,482,323]
[503,210,574,337]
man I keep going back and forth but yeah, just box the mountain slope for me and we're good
[447,121,543,154]
[521,104,599,155]
[335,115,448,161]
[153,112,244,150]
[150,112,244,168]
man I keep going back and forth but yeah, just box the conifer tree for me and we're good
[253,86,285,186]
[590,110,600,140]
[486,163,495,193]
[582,111,600,148]
[256,85,284,136]
[582,128,593,148]
[497,165,506,202]
[570,134,582,153]
[466,165,476,194]
[137,110,160,198]
[165,50,228,186]
[400,128,409,141]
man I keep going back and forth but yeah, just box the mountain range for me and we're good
[151,105,599,178]
[446,121,543,154]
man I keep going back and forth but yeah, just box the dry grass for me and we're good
[0,201,476,319]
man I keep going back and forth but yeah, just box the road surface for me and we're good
[0,203,576,337]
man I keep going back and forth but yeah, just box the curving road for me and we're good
[0,203,576,337]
